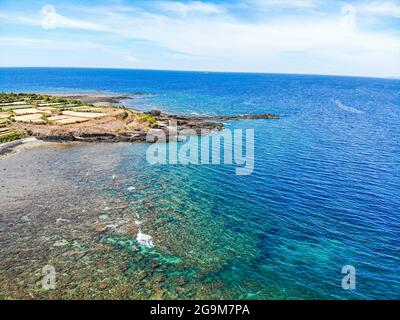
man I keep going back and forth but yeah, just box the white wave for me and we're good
[334,100,364,114]
[190,111,208,116]
[137,230,154,248]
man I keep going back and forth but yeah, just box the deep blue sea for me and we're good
[1,68,400,299]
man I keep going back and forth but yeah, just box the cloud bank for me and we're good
[0,0,399,77]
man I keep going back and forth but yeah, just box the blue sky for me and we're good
[0,0,399,77]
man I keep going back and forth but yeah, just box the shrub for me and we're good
[137,113,158,127]
[0,131,25,143]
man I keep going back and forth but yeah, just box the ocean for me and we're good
[0,67,399,299]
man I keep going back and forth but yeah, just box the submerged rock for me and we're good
[98,282,108,290]
[95,226,108,233]
[95,220,127,234]
[146,110,162,117]
[149,261,160,269]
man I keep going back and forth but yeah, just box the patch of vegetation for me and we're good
[41,114,50,124]
[114,105,129,110]
[0,119,13,127]
[0,92,85,106]
[0,92,27,103]
[0,92,43,103]
[135,113,158,127]
[0,131,25,143]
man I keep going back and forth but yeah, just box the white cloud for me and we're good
[44,7,107,31]
[157,1,225,16]
[0,37,57,47]
[1,1,400,76]
[0,36,140,64]
[247,0,318,9]
[359,1,400,18]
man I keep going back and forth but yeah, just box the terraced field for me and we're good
[0,93,157,143]
[0,101,111,125]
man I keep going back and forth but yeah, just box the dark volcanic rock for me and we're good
[117,132,147,142]
[74,134,118,143]
[37,134,76,142]
[146,110,162,117]
[151,112,279,136]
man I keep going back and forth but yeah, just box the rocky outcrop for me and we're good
[6,110,279,145]
[149,111,279,135]
[30,111,279,143]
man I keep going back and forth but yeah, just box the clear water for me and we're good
[1,68,400,299]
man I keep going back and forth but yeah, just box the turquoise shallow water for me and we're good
[1,68,400,299]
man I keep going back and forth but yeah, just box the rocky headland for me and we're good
[0,92,279,151]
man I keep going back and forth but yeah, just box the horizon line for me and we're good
[0,66,398,81]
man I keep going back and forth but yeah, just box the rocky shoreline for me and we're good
[0,92,280,153]
[146,110,279,136]
[0,139,24,156]
[28,111,280,143]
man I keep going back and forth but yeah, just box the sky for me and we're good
[0,0,399,77]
